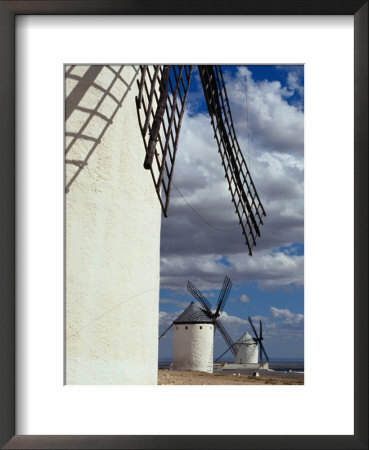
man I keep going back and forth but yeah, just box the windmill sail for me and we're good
[187,280,213,314]
[159,322,173,340]
[136,64,265,255]
[248,316,269,363]
[198,65,266,255]
[216,318,237,357]
[215,275,232,316]
[136,65,193,216]
[187,276,238,357]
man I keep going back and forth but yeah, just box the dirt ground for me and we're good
[158,369,304,385]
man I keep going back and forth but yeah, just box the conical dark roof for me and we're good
[173,301,213,324]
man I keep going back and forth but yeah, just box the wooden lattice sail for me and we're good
[136,65,266,255]
[135,65,193,217]
[187,276,237,356]
[198,65,266,255]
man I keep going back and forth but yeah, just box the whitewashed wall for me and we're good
[235,342,258,364]
[173,324,214,373]
[65,65,161,385]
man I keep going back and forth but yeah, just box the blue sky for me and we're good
[158,65,304,361]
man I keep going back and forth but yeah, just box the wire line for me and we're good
[172,182,239,233]
[245,67,251,170]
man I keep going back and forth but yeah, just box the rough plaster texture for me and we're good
[65,65,161,385]
[235,342,258,364]
[173,324,214,373]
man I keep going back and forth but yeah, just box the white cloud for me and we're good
[219,311,249,327]
[160,65,304,292]
[161,249,303,291]
[287,72,304,97]
[224,66,304,155]
[159,310,182,328]
[213,311,250,346]
[270,306,304,325]
[240,294,251,303]
[213,308,303,356]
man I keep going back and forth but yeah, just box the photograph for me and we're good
[65,64,304,386]
[1,1,366,446]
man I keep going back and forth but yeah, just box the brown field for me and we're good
[158,369,304,385]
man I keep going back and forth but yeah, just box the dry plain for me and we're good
[158,369,304,385]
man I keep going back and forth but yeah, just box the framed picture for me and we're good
[1,1,367,449]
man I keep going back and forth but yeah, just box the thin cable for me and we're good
[214,343,236,362]
[156,150,239,233]
[245,67,251,170]
[172,182,239,233]
[69,288,157,337]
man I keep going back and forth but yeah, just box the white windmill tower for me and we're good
[66,64,266,385]
[234,316,270,368]
[159,276,236,373]
[172,302,214,373]
[159,301,214,373]
[234,331,258,364]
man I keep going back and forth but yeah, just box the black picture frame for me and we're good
[0,1,367,449]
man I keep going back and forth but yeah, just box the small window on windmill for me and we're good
[200,326,202,329]
[176,326,178,330]
[185,326,188,329]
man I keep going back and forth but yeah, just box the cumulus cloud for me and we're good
[224,66,304,155]
[247,309,304,357]
[160,65,304,293]
[214,309,303,356]
[159,310,181,328]
[270,306,304,326]
[219,311,249,328]
[287,71,304,98]
[213,312,249,346]
[240,294,251,303]
[161,248,303,291]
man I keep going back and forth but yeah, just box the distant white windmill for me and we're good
[232,317,270,368]
[66,64,266,385]
[234,332,258,364]
[172,302,214,373]
[247,316,270,366]
[159,276,235,373]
